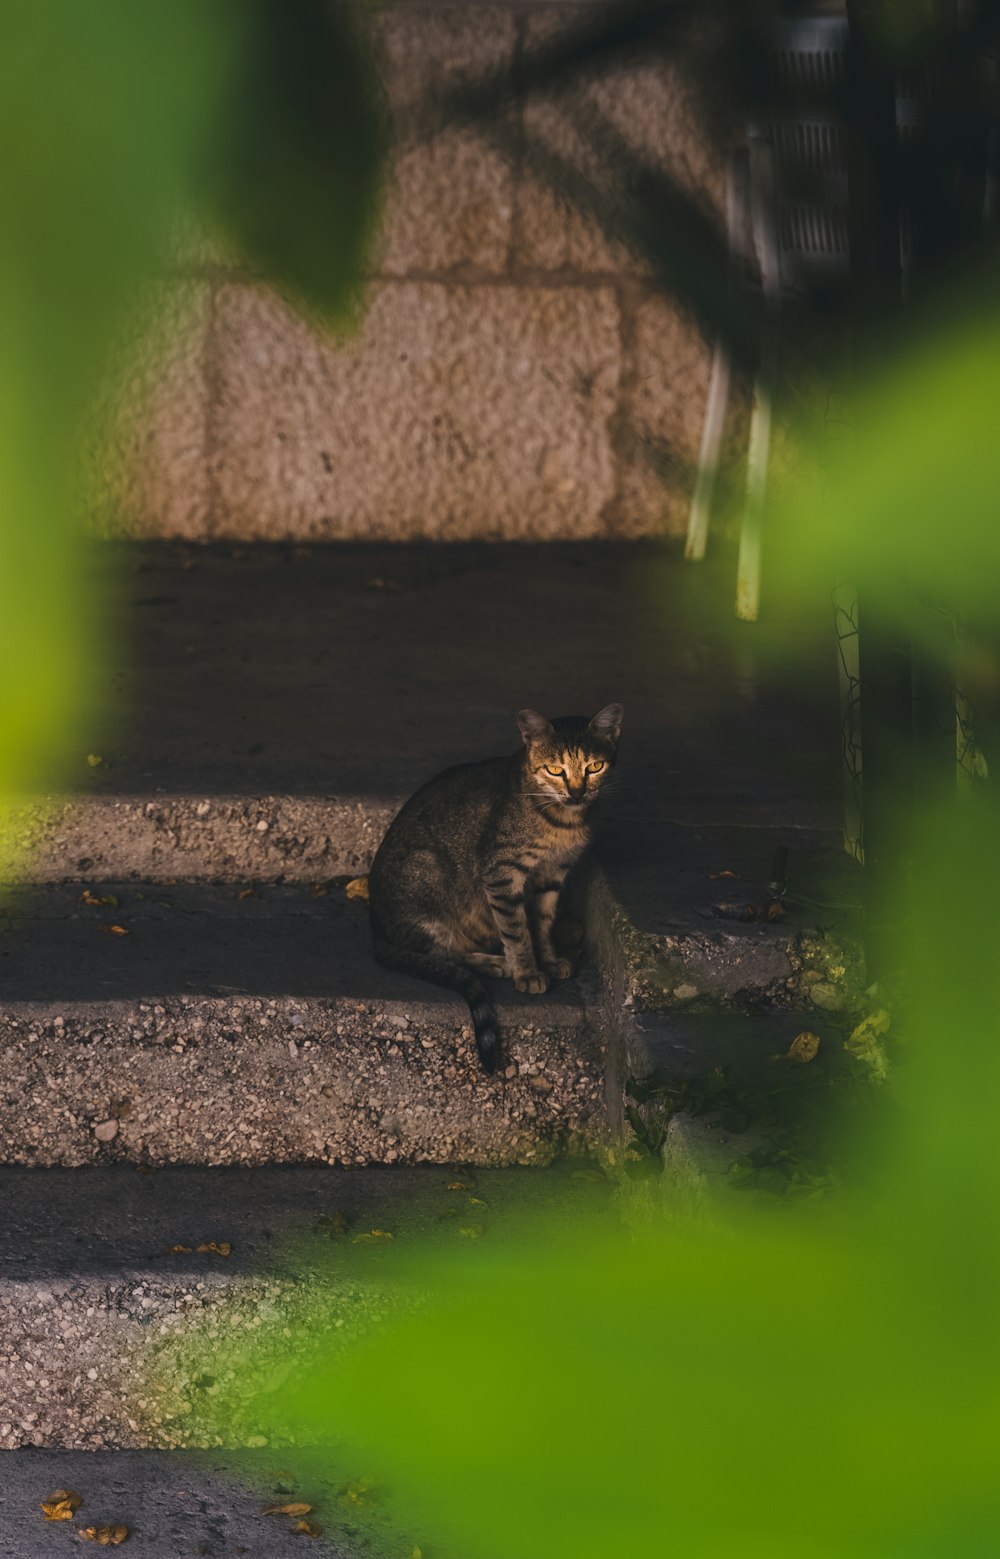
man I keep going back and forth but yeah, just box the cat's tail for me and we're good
[372,939,501,1074]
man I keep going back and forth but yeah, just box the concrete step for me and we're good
[13,789,400,884]
[0,1449,365,1557]
[14,789,847,894]
[0,1162,611,1452]
[0,884,605,1168]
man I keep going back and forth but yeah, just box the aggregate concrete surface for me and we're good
[0,886,601,1168]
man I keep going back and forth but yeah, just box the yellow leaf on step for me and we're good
[41,1490,82,1521]
[787,1032,821,1064]
[345,876,369,901]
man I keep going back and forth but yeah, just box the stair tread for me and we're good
[0,883,582,1023]
[0,1449,360,1558]
[0,1161,608,1281]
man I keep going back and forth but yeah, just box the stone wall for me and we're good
[106,3,728,543]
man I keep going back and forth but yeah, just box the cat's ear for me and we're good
[517,708,553,745]
[589,703,623,744]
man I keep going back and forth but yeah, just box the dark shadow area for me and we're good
[89,539,841,800]
[0,1158,611,1280]
[0,883,581,1017]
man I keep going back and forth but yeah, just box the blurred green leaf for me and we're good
[0,0,383,878]
[201,0,385,321]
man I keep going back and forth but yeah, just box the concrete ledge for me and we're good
[0,886,602,1169]
[14,794,399,884]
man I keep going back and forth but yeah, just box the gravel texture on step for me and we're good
[0,884,604,1168]
[0,1270,346,1451]
[13,793,399,884]
[0,996,603,1168]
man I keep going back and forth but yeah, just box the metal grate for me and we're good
[779,200,850,258]
[768,117,848,176]
[772,43,845,93]
[747,16,927,292]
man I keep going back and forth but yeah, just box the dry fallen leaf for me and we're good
[96,923,129,937]
[345,876,369,902]
[81,890,119,908]
[196,1241,232,1257]
[164,1244,192,1255]
[351,1229,393,1245]
[79,1525,129,1545]
[446,1180,473,1192]
[40,1490,82,1521]
[787,1031,821,1064]
[86,754,103,767]
[261,1502,312,1517]
[238,886,256,900]
[292,1519,323,1537]
[709,869,739,881]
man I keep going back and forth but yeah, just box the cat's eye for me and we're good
[544,764,565,776]
[586,761,606,774]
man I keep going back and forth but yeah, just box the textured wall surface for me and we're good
[103,2,728,543]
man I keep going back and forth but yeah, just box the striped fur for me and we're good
[368,705,622,1073]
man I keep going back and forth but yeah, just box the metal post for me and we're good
[685,155,747,562]
[736,135,780,623]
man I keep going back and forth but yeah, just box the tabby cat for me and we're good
[368,704,623,1073]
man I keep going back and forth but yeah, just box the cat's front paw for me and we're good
[514,969,550,995]
[543,958,574,982]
